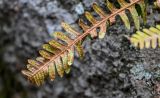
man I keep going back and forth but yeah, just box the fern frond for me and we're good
[22,0,146,86]
[130,25,160,49]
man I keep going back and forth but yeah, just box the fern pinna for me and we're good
[130,25,160,49]
[22,0,146,86]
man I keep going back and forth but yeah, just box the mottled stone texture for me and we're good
[0,0,159,98]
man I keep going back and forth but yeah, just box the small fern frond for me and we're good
[130,25,160,49]
[22,0,146,86]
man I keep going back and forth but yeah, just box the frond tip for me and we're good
[22,22,84,86]
[130,25,160,49]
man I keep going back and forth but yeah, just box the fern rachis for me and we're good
[22,0,146,86]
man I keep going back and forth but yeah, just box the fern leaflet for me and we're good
[130,25,160,49]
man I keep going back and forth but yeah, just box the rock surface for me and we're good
[0,0,159,98]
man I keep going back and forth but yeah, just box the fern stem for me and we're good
[30,0,142,77]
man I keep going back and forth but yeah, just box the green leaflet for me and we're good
[61,52,70,74]
[128,6,140,30]
[130,25,160,49]
[75,41,84,60]
[42,44,59,54]
[54,32,72,44]
[85,12,98,38]
[136,31,150,48]
[67,47,74,65]
[48,62,56,81]
[28,59,40,68]
[117,0,140,30]
[107,0,130,29]
[49,40,65,50]
[143,29,157,48]
[118,12,130,30]
[33,71,44,86]
[138,0,147,24]
[85,11,97,24]
[54,57,64,77]
[61,22,80,37]
[92,2,106,18]
[39,50,52,59]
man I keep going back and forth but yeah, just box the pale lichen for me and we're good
[130,64,160,80]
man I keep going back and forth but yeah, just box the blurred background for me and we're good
[0,0,160,98]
